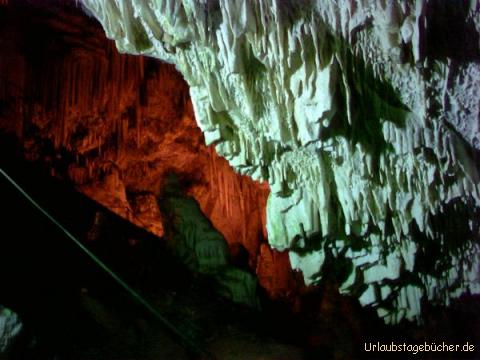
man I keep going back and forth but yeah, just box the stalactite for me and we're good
[0,4,277,304]
[81,0,480,323]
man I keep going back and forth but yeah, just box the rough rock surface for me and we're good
[82,0,480,323]
[0,306,22,353]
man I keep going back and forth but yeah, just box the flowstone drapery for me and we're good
[82,0,480,323]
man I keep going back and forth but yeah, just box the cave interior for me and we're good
[0,1,480,359]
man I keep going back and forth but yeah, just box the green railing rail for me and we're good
[0,168,215,360]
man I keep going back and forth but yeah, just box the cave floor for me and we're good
[57,276,304,360]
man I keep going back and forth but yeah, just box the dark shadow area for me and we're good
[321,39,410,167]
[0,135,186,359]
[425,0,480,63]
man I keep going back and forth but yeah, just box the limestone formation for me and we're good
[82,0,480,323]
[163,180,259,308]
[0,306,22,353]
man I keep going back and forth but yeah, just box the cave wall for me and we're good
[0,2,299,301]
[81,0,480,323]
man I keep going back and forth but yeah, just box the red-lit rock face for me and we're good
[0,2,298,301]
